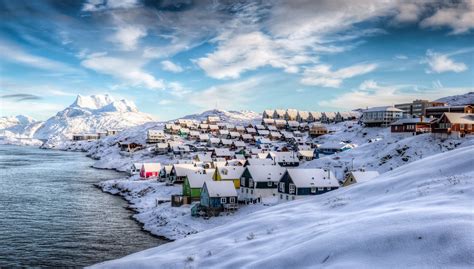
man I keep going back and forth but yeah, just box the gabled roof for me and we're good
[173,164,202,177]
[286,109,298,117]
[245,158,274,166]
[142,163,161,172]
[216,166,245,179]
[271,151,299,163]
[187,173,213,188]
[298,150,314,158]
[440,112,474,124]
[246,165,285,182]
[203,181,237,197]
[213,148,233,156]
[286,168,338,188]
[391,117,436,125]
[349,171,380,183]
[148,129,164,136]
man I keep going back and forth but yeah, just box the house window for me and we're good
[292,196,295,200]
[318,187,324,191]
[311,187,316,193]
[246,189,249,193]
[267,181,272,187]
[220,197,226,204]
[286,195,289,200]
[229,197,235,203]
[280,194,283,199]
[249,179,254,187]
[327,187,331,191]
[460,124,465,129]
[250,190,253,194]
[279,182,285,192]
[289,184,295,194]
[241,188,244,193]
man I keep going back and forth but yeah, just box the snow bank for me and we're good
[91,146,474,268]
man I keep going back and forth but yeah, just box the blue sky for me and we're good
[0,0,473,120]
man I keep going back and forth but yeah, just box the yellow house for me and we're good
[213,166,245,189]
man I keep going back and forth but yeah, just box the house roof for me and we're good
[187,173,213,188]
[271,151,299,163]
[390,117,436,125]
[298,150,314,158]
[142,163,161,172]
[204,181,237,197]
[318,141,352,150]
[148,129,164,136]
[364,106,403,112]
[213,148,233,156]
[216,166,245,179]
[173,164,202,177]
[349,171,380,183]
[441,112,474,124]
[247,165,285,182]
[287,168,339,188]
[132,163,143,169]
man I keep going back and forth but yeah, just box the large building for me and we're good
[362,106,404,127]
[395,99,446,117]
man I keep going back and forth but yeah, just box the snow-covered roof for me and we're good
[349,171,380,183]
[213,148,233,156]
[272,151,299,163]
[286,109,298,117]
[142,163,161,172]
[323,112,336,119]
[233,141,246,147]
[318,141,351,150]
[298,150,314,158]
[203,181,237,197]
[391,117,435,125]
[246,158,274,166]
[287,120,299,127]
[287,168,338,188]
[147,129,164,136]
[216,166,245,179]
[364,106,403,113]
[187,173,213,188]
[247,165,285,182]
[441,113,474,124]
[229,131,240,137]
[173,164,202,177]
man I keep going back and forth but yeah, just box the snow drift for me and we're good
[91,145,474,268]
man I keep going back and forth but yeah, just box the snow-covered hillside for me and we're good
[181,109,261,124]
[91,145,474,269]
[0,115,44,145]
[436,92,474,106]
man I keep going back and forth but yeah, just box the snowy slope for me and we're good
[0,115,44,145]
[91,146,474,269]
[436,92,474,106]
[181,109,261,125]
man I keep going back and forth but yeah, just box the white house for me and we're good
[240,165,286,203]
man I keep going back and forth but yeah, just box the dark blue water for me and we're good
[0,145,164,267]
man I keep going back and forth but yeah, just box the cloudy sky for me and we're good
[0,0,473,120]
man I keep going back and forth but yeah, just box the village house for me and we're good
[297,150,314,161]
[209,124,219,134]
[246,127,257,135]
[198,134,209,142]
[309,123,328,137]
[269,131,282,140]
[317,142,353,155]
[168,164,203,184]
[241,133,253,143]
[199,123,209,132]
[240,165,286,203]
[263,109,274,119]
[212,148,234,160]
[207,116,220,124]
[257,129,270,137]
[273,109,286,119]
[146,129,166,144]
[235,125,246,133]
[343,170,380,187]
[321,112,337,123]
[72,133,100,141]
[296,111,310,122]
[218,129,229,138]
[262,118,275,126]
[244,158,275,166]
[431,112,474,137]
[140,163,161,179]
[214,165,245,189]
[390,116,435,135]
[129,163,143,175]
[196,181,238,217]
[285,109,298,121]
[118,142,143,152]
[270,151,300,167]
[424,105,473,118]
[308,111,322,122]
[106,129,120,136]
[231,140,246,151]
[278,168,339,202]
[219,138,232,148]
[287,120,299,131]
[183,173,213,201]
[207,137,220,147]
[362,106,404,127]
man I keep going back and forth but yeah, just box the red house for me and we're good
[140,163,162,179]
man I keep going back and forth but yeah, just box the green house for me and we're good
[183,173,213,201]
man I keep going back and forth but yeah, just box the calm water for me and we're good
[0,145,165,267]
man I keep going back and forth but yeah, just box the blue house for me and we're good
[200,181,238,216]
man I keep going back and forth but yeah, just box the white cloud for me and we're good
[0,41,77,73]
[420,1,474,34]
[187,77,262,109]
[158,99,173,106]
[81,53,165,90]
[82,0,139,12]
[301,63,378,88]
[424,50,467,73]
[320,79,472,109]
[394,54,408,60]
[109,25,147,51]
[196,31,312,79]
[161,60,184,73]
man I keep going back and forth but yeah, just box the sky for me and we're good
[0,0,473,121]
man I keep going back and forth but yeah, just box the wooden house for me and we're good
[273,109,286,119]
[263,109,274,119]
[241,134,253,143]
[274,119,287,129]
[169,164,202,184]
[234,125,246,133]
[343,171,380,187]
[183,173,213,201]
[198,134,210,142]
[246,127,257,135]
[140,163,161,179]
[212,148,234,160]
[207,116,220,124]
[390,117,435,134]
[296,111,310,122]
[278,168,339,202]
[431,112,474,137]
[308,111,322,122]
[240,165,286,203]
[219,139,233,148]
[297,150,314,161]
[214,166,245,189]
[287,120,300,131]
[207,137,221,147]
[309,123,328,137]
[146,129,166,144]
[199,181,238,216]
[317,142,353,155]
[229,131,241,139]
[269,131,282,140]
[270,151,299,167]
[118,142,143,152]
[262,118,275,126]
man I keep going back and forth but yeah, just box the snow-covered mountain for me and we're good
[435,92,474,106]
[0,94,155,147]
[181,109,261,124]
[91,145,474,269]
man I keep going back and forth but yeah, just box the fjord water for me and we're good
[0,145,164,267]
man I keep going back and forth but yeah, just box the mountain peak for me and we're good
[70,94,138,113]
